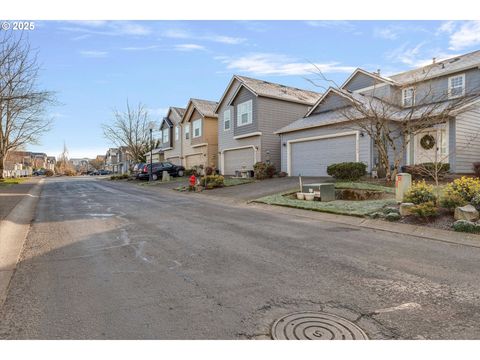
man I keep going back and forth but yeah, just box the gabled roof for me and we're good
[169,107,186,121]
[389,49,480,85]
[340,68,398,91]
[160,107,186,129]
[304,87,362,117]
[215,75,322,113]
[181,98,218,123]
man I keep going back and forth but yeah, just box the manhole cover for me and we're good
[271,311,369,340]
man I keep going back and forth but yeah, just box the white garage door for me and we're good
[185,154,203,168]
[167,156,181,166]
[224,148,255,175]
[290,135,356,176]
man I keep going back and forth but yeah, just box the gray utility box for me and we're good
[302,183,335,202]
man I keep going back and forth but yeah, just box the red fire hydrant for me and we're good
[189,174,196,190]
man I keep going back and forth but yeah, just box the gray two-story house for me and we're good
[215,75,321,175]
[277,50,480,176]
[159,107,186,165]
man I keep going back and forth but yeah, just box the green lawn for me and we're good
[223,177,255,187]
[253,181,397,217]
[0,178,26,187]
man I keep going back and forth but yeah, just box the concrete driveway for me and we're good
[1,176,480,339]
[204,176,330,202]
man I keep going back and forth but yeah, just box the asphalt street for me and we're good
[1,177,480,339]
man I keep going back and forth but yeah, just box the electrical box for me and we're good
[395,173,412,203]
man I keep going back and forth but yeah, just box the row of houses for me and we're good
[114,49,480,177]
[3,151,56,178]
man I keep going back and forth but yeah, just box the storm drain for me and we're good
[271,311,369,340]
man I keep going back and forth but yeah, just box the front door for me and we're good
[414,128,447,164]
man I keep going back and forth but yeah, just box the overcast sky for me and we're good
[22,20,480,158]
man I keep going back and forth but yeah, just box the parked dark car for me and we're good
[137,162,185,180]
[97,169,112,176]
[132,163,145,177]
[33,169,46,176]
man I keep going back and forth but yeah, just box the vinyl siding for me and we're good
[311,92,349,114]
[455,103,480,173]
[257,96,313,171]
[190,109,205,146]
[233,86,258,136]
[344,72,381,92]
[280,122,372,173]
[164,110,183,160]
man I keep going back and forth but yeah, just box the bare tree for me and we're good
[308,66,480,182]
[102,101,158,163]
[0,34,55,179]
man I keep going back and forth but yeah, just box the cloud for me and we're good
[437,20,457,35]
[121,45,161,51]
[216,53,356,76]
[305,21,356,32]
[174,44,206,51]
[448,21,480,50]
[374,27,400,40]
[61,21,151,37]
[386,43,460,68]
[147,107,170,117]
[79,50,108,58]
[162,29,246,45]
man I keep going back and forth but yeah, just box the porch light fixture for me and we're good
[282,143,286,147]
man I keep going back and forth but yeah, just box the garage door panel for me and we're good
[167,157,181,166]
[185,154,203,168]
[224,148,255,175]
[291,135,356,176]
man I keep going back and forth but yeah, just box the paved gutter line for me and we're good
[0,179,44,307]
[248,202,480,249]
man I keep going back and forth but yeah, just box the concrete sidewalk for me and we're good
[0,178,44,307]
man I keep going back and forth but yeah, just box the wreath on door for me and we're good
[420,134,436,150]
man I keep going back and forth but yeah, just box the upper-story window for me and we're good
[192,119,202,138]
[185,124,190,140]
[402,87,415,107]
[175,126,179,141]
[237,100,253,126]
[448,74,465,99]
[162,128,169,144]
[223,109,231,131]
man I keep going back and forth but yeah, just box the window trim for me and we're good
[192,119,202,138]
[236,99,253,127]
[223,109,231,131]
[185,124,190,140]
[175,126,179,141]
[162,128,169,144]
[448,73,465,99]
[402,87,415,107]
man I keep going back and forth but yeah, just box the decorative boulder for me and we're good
[385,212,401,222]
[399,203,415,216]
[454,204,479,222]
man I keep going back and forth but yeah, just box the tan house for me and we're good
[159,107,186,165]
[180,98,219,169]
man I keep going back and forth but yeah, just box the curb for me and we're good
[248,202,480,248]
[0,178,44,307]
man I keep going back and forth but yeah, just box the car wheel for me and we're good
[177,170,184,177]
[152,174,158,181]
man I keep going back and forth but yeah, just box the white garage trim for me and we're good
[233,131,262,140]
[287,130,360,176]
[191,142,208,148]
[221,145,258,175]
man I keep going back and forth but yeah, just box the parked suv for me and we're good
[137,162,185,180]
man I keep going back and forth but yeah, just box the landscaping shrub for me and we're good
[253,162,275,180]
[44,169,54,177]
[110,174,129,180]
[403,163,450,180]
[410,201,439,219]
[471,193,480,211]
[473,162,480,177]
[440,191,468,210]
[205,166,215,176]
[453,220,480,234]
[403,180,436,205]
[326,162,366,181]
[278,171,287,178]
[64,169,76,176]
[185,169,194,176]
[443,176,480,203]
[201,175,224,189]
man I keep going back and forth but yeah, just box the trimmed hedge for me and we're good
[253,162,276,180]
[326,162,366,181]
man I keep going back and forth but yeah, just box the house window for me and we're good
[448,74,465,98]
[237,100,253,126]
[185,124,190,140]
[402,87,415,107]
[162,129,169,144]
[175,126,179,141]
[192,119,202,138]
[224,109,231,131]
